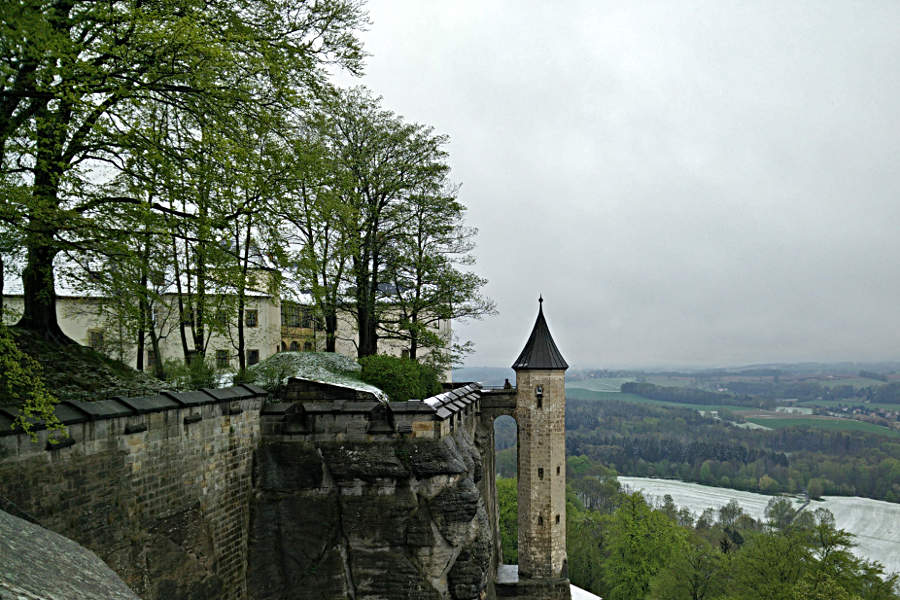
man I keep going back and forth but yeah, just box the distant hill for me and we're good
[453,366,515,387]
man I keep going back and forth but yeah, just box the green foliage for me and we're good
[602,492,686,600]
[557,476,900,600]
[567,487,608,592]
[497,477,518,564]
[162,356,219,390]
[0,324,62,440]
[649,536,724,600]
[358,355,441,402]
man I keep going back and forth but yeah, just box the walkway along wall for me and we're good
[0,385,266,600]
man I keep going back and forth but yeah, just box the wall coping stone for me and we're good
[65,398,133,420]
[161,389,217,405]
[113,394,180,414]
[0,385,267,437]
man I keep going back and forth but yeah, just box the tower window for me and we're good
[537,396,543,409]
[538,515,543,526]
[556,514,560,524]
[245,309,258,328]
[557,465,561,475]
[538,467,544,480]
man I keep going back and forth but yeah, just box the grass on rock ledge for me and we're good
[2,328,167,406]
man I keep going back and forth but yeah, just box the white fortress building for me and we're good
[2,277,451,374]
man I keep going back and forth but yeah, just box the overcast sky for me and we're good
[340,1,900,369]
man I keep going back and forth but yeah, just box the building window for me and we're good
[88,329,104,350]
[281,341,287,351]
[147,350,157,369]
[538,515,543,526]
[213,309,227,326]
[555,514,560,525]
[401,349,410,359]
[216,350,229,368]
[301,306,315,329]
[538,467,544,480]
[557,465,561,475]
[282,302,301,327]
[245,309,258,328]
[247,349,260,365]
[303,341,313,352]
[289,341,299,352]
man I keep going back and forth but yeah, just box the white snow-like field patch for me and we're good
[619,477,900,576]
[571,584,602,599]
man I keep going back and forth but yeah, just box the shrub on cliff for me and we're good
[359,355,442,402]
[0,324,62,440]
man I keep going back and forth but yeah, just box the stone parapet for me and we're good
[261,380,482,442]
[0,385,266,600]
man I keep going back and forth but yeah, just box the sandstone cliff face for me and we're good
[248,428,494,600]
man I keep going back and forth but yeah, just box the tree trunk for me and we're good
[172,235,191,362]
[409,313,418,360]
[237,220,252,372]
[16,103,72,343]
[149,326,164,379]
[237,295,246,371]
[17,239,70,342]
[324,310,337,353]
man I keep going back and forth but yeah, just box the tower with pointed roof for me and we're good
[513,296,568,581]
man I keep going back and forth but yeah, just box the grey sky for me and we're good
[342,1,900,369]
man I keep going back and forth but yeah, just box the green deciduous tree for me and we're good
[0,0,365,342]
[311,87,490,359]
[649,536,724,600]
[603,492,685,600]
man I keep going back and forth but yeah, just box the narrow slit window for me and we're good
[557,465,561,475]
[555,514,560,524]
[538,467,544,480]
[538,515,543,526]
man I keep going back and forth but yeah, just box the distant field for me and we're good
[745,417,900,438]
[817,377,887,388]
[566,378,635,392]
[796,398,900,411]
[565,387,752,412]
[565,387,900,437]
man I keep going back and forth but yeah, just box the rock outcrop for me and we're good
[248,427,493,600]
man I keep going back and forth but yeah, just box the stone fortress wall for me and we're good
[0,295,572,600]
[0,379,505,600]
[0,386,265,600]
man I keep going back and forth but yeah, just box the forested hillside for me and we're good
[495,395,900,502]
[499,476,900,600]
[564,397,900,502]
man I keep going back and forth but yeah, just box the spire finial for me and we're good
[539,294,543,305]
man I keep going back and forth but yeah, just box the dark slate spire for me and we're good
[512,297,568,370]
